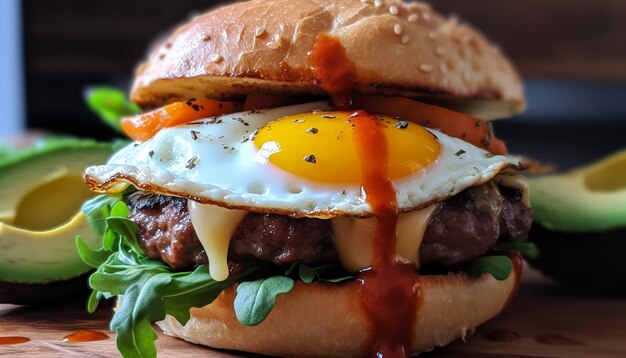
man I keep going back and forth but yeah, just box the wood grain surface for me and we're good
[1,268,625,358]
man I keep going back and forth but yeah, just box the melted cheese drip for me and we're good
[187,201,247,281]
[495,174,531,207]
[331,205,438,272]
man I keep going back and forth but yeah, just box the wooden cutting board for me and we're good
[1,268,625,358]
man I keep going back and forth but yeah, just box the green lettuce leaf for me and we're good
[78,198,261,358]
[465,255,513,281]
[234,276,294,326]
[85,87,141,132]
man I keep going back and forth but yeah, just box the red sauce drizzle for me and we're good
[307,34,357,109]
[485,329,521,342]
[536,334,585,346]
[62,330,109,343]
[0,336,30,345]
[352,110,421,358]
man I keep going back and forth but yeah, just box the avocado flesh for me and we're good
[0,141,113,283]
[530,150,626,232]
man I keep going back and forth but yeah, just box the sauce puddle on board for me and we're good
[63,330,109,343]
[0,336,31,345]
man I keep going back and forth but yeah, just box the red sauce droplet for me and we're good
[536,334,585,346]
[0,336,31,345]
[485,329,521,342]
[352,110,421,358]
[278,60,290,72]
[307,34,357,109]
[62,330,109,343]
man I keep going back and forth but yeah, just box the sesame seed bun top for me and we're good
[131,0,525,119]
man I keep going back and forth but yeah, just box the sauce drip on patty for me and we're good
[352,110,421,358]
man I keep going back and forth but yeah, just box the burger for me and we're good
[79,0,536,357]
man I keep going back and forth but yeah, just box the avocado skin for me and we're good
[530,224,626,293]
[0,274,90,305]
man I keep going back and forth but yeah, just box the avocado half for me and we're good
[529,150,626,291]
[0,139,114,304]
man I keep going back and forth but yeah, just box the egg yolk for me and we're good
[253,112,441,184]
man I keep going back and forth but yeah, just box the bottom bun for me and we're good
[157,266,520,358]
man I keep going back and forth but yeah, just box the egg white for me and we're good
[85,102,522,217]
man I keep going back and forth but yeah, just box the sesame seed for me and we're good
[254,27,265,37]
[419,64,433,73]
[401,35,410,45]
[210,54,223,63]
[408,14,418,22]
[389,6,399,15]
[439,62,448,74]
[360,0,369,3]
[273,33,281,42]
[266,41,281,50]
[394,24,403,35]
[374,0,383,8]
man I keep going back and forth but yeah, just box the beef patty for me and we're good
[127,181,531,270]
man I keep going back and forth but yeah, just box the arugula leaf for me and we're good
[298,264,316,284]
[81,187,135,236]
[234,276,294,326]
[497,240,540,261]
[85,87,141,132]
[465,256,513,281]
[78,194,263,358]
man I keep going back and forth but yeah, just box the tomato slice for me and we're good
[121,99,243,141]
[352,95,507,155]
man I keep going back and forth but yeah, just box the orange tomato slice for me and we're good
[353,95,507,155]
[121,99,243,141]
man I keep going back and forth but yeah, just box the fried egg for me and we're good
[85,102,522,218]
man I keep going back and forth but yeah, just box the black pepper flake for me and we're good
[191,130,200,140]
[340,190,347,195]
[303,154,317,164]
[133,143,140,147]
[455,149,466,157]
[462,132,467,139]
[185,156,198,169]
[241,137,250,144]
[148,150,155,158]
[306,127,319,134]
[475,120,482,128]
[395,121,409,129]
[322,115,336,119]
[294,119,305,123]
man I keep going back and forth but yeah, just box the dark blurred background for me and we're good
[5,0,626,169]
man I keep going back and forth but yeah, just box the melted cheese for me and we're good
[495,174,530,207]
[187,201,247,281]
[331,205,438,273]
